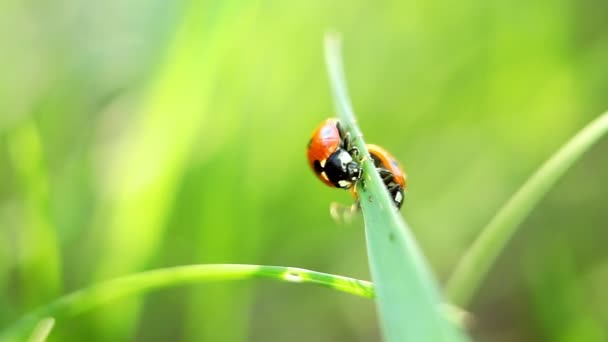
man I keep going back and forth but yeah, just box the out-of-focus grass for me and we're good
[6,120,61,308]
[1,264,374,341]
[524,237,607,342]
[87,1,246,340]
[27,318,55,342]
[447,112,608,307]
[1,0,607,341]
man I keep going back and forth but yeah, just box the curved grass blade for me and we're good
[324,33,468,341]
[0,264,373,341]
[446,111,608,307]
[26,318,54,342]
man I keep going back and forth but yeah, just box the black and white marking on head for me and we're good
[321,148,362,189]
[337,180,352,188]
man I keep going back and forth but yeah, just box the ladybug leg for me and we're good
[336,121,353,150]
[348,146,360,160]
[336,121,346,139]
[342,131,353,150]
[329,202,342,223]
[377,168,394,182]
[345,200,360,224]
[329,202,360,224]
[342,133,362,162]
[343,132,361,161]
[387,184,400,192]
[358,178,366,191]
[337,121,363,162]
[336,121,350,147]
[353,199,361,211]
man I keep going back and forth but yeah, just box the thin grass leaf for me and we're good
[7,120,61,306]
[446,111,608,307]
[0,264,373,341]
[324,33,468,342]
[27,318,54,342]
[90,3,243,337]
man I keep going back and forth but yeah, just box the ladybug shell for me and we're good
[367,144,407,189]
[307,118,342,187]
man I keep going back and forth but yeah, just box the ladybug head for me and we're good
[323,149,362,189]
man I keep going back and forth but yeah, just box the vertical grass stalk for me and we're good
[324,33,468,341]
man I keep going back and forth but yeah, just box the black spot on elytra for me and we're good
[314,160,324,173]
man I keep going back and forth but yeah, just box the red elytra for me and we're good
[306,118,343,187]
[367,144,406,189]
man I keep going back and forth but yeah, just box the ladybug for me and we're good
[307,118,362,189]
[367,144,407,209]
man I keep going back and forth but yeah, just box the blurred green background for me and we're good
[1,0,607,341]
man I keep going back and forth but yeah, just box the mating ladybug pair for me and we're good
[307,118,407,209]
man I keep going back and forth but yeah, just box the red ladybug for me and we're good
[307,118,362,189]
[367,144,407,209]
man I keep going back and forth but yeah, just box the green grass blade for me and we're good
[7,120,61,306]
[89,3,242,337]
[324,34,468,342]
[446,111,608,307]
[0,264,373,341]
[27,318,54,342]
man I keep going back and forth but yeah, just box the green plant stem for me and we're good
[324,33,467,341]
[1,264,373,341]
[446,111,608,307]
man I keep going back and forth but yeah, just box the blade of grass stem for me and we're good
[0,264,373,341]
[446,111,608,307]
[324,33,468,342]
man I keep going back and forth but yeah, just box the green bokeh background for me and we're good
[1,0,607,341]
